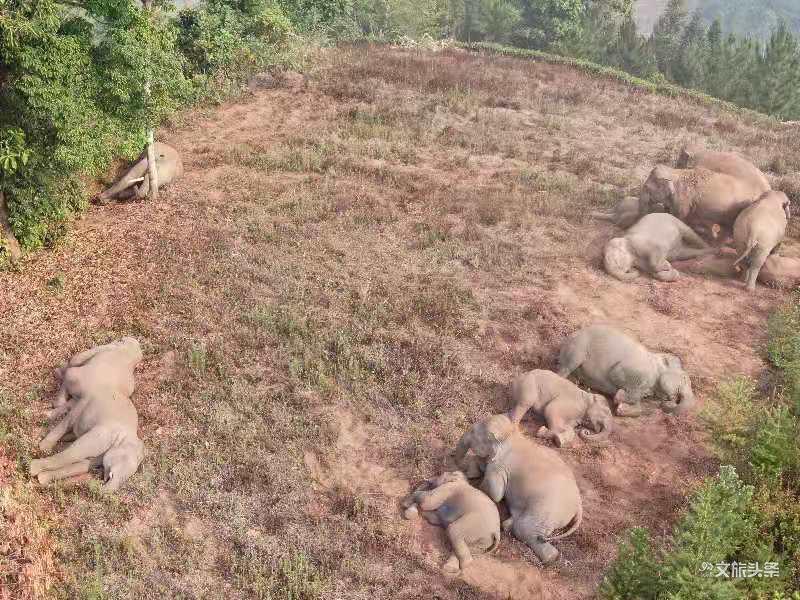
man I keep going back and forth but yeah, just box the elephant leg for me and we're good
[420,510,442,526]
[744,247,770,291]
[613,389,643,417]
[98,159,148,202]
[543,403,576,448]
[512,516,559,566]
[647,254,679,282]
[47,402,72,422]
[557,348,584,379]
[39,414,74,453]
[668,246,716,261]
[30,427,113,476]
[446,524,473,571]
[37,459,92,486]
[502,517,513,532]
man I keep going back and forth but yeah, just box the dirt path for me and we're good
[1,46,796,599]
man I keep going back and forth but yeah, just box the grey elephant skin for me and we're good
[591,196,642,228]
[98,142,183,202]
[509,369,613,447]
[673,253,800,289]
[401,471,501,573]
[604,213,715,282]
[639,165,766,236]
[733,191,791,291]
[454,414,582,566]
[30,337,145,492]
[676,144,771,197]
[558,325,695,417]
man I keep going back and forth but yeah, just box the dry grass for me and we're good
[1,44,799,599]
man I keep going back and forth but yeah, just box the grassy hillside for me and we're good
[635,0,800,38]
[2,45,799,598]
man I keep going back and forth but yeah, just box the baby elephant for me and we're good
[559,325,695,417]
[30,337,145,492]
[509,370,613,447]
[590,196,642,229]
[401,471,501,573]
[733,191,791,291]
[97,142,183,203]
[454,414,582,566]
[604,213,715,282]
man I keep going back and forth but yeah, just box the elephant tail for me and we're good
[733,240,758,268]
[546,499,582,541]
[488,530,501,553]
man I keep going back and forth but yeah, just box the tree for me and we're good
[671,10,707,89]
[757,21,800,120]
[512,0,585,50]
[651,0,688,78]
[480,0,520,43]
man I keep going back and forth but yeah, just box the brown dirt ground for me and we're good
[1,44,798,599]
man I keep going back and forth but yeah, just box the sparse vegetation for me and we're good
[2,43,800,599]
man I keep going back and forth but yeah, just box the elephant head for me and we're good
[639,165,676,215]
[455,414,515,470]
[676,144,703,169]
[578,394,613,445]
[655,362,695,415]
[102,438,144,492]
[604,238,640,282]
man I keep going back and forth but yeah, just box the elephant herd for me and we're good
[402,144,788,573]
[27,141,790,577]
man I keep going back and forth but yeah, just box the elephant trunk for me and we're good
[98,157,149,201]
[662,390,696,415]
[578,422,611,446]
[590,210,616,222]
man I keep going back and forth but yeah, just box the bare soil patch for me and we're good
[1,45,798,599]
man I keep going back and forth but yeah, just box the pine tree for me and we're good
[651,0,688,79]
[672,10,707,89]
[757,21,800,119]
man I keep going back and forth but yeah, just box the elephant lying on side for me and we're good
[97,142,183,203]
[508,369,613,447]
[676,144,771,197]
[673,253,800,289]
[401,471,501,573]
[591,196,642,228]
[733,191,791,291]
[558,325,696,417]
[639,165,765,238]
[603,213,715,282]
[454,414,582,566]
[30,337,145,492]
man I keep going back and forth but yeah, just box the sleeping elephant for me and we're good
[639,165,765,239]
[603,213,716,282]
[676,144,771,196]
[453,414,582,566]
[97,142,183,203]
[508,369,613,447]
[558,325,696,417]
[733,191,791,291]
[401,471,501,573]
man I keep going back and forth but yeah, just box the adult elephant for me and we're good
[454,414,582,566]
[676,144,770,196]
[97,142,183,203]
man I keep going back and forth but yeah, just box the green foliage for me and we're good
[0,0,296,256]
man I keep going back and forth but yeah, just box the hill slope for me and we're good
[1,46,799,599]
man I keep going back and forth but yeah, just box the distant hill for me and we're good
[634,0,800,39]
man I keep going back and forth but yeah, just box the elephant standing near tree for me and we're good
[453,414,582,566]
[558,325,696,417]
[732,191,791,291]
[603,213,716,282]
[401,471,501,573]
[508,369,613,447]
[29,337,145,492]
[97,142,183,203]
[676,144,771,197]
[639,165,766,240]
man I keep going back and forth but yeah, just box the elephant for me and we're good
[676,144,771,196]
[558,325,695,417]
[30,337,144,492]
[639,165,766,239]
[401,471,501,573]
[590,196,643,228]
[508,369,613,447]
[97,142,183,203]
[672,252,800,289]
[732,191,791,291]
[603,213,716,282]
[453,414,582,566]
